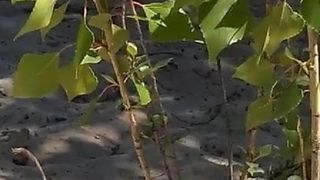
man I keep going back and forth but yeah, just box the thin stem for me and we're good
[217,57,233,180]
[297,117,307,180]
[93,1,152,179]
[307,27,320,180]
[12,148,47,180]
[128,1,180,179]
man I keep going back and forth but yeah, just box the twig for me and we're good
[11,147,47,180]
[297,117,307,180]
[307,27,320,180]
[217,57,233,180]
[93,1,152,179]
[128,1,180,180]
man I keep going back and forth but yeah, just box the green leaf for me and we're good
[132,78,151,105]
[15,0,57,39]
[88,13,111,30]
[252,2,304,56]
[143,1,201,42]
[233,56,275,87]
[73,19,94,65]
[79,98,98,125]
[200,0,251,63]
[199,0,237,29]
[89,14,128,52]
[246,96,273,130]
[273,83,303,119]
[205,25,247,64]
[13,53,59,97]
[127,42,138,57]
[118,56,131,74]
[301,0,320,31]
[40,1,69,40]
[80,54,102,65]
[256,144,273,160]
[111,24,129,53]
[59,64,98,100]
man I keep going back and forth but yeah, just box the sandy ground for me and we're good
[0,0,301,180]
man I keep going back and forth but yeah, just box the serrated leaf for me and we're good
[80,54,102,65]
[246,96,273,130]
[273,83,303,120]
[79,98,98,125]
[234,56,275,87]
[132,78,151,105]
[59,64,98,100]
[40,1,69,40]
[15,0,58,39]
[73,19,94,65]
[13,53,59,97]
[301,0,320,31]
[101,74,117,85]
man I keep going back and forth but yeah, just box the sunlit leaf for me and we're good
[73,19,94,65]
[40,1,69,40]
[80,54,102,65]
[13,53,59,97]
[132,78,151,105]
[15,0,58,39]
[127,42,138,57]
[199,0,251,63]
[59,64,98,100]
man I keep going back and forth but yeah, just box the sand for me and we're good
[0,0,301,179]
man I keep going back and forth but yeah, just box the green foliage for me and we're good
[301,0,320,31]
[13,53,59,97]
[40,1,69,40]
[15,0,57,39]
[58,63,98,101]
[73,19,94,65]
[10,0,318,177]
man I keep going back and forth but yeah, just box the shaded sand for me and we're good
[0,0,304,180]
